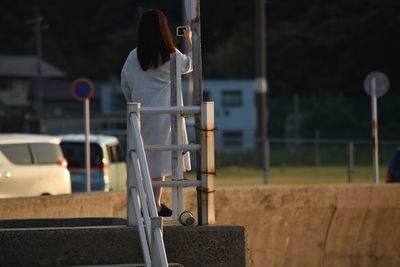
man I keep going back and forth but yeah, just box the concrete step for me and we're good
[0,218,247,267]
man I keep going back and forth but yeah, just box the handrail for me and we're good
[129,144,200,152]
[127,104,168,267]
[152,180,202,187]
[140,106,201,114]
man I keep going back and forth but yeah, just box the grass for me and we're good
[185,166,388,186]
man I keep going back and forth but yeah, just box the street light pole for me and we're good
[256,0,269,184]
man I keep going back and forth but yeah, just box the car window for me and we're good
[0,144,33,165]
[60,142,103,168]
[107,144,124,163]
[30,143,63,165]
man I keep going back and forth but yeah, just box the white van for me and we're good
[0,134,71,198]
[59,134,126,192]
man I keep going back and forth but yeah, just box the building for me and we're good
[0,54,66,131]
[0,54,66,108]
[10,72,256,153]
[99,79,257,152]
[202,79,256,152]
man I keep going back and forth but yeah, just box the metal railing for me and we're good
[127,104,168,267]
[125,52,215,266]
[127,102,215,266]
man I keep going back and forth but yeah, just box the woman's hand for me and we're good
[183,26,192,41]
[182,26,192,52]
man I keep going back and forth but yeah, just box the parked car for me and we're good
[59,134,126,192]
[0,134,71,198]
[387,147,400,183]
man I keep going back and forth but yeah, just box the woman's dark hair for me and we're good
[137,9,175,71]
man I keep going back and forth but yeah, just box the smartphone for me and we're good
[176,26,187,36]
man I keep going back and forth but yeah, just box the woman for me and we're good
[121,9,193,217]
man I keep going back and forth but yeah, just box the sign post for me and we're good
[364,71,389,184]
[72,78,94,192]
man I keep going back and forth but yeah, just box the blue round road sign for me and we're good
[71,78,94,101]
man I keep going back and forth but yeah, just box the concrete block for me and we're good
[0,219,247,267]
[2,184,400,266]
[0,217,126,228]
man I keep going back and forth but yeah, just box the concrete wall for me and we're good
[0,221,247,267]
[1,184,400,267]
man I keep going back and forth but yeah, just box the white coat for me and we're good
[121,48,193,178]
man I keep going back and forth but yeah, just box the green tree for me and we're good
[268,0,400,96]
[204,20,255,78]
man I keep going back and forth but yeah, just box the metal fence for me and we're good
[216,138,400,183]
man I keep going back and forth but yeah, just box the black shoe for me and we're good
[158,204,172,217]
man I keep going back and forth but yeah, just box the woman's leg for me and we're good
[152,176,164,211]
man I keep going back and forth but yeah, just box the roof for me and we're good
[0,55,66,78]
[59,134,119,145]
[0,134,61,144]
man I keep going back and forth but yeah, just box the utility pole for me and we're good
[255,0,269,183]
[186,0,215,225]
[27,8,46,115]
[183,0,194,105]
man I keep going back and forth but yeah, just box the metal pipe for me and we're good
[131,152,152,243]
[129,113,158,217]
[126,103,136,226]
[130,188,152,267]
[199,101,215,225]
[152,180,201,188]
[140,106,200,114]
[130,144,200,152]
[255,0,269,184]
[347,141,354,183]
[84,99,91,192]
[371,77,379,184]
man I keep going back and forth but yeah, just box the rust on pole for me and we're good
[189,0,203,218]
[364,71,389,184]
[186,0,215,225]
[200,102,215,225]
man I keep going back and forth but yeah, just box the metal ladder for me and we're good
[126,54,215,266]
[127,102,213,267]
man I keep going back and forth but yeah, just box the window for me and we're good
[223,130,243,147]
[203,90,211,101]
[0,144,33,165]
[30,143,63,164]
[222,90,242,107]
[108,145,124,163]
[60,142,103,168]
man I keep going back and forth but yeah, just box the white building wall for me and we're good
[102,79,257,153]
[203,79,256,152]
